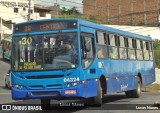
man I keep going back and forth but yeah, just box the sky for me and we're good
[35,0,83,12]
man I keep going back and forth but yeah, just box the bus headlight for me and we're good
[73,82,78,86]
[67,83,72,88]
[14,84,19,88]
[13,84,25,90]
[67,82,79,88]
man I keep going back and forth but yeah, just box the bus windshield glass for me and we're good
[12,32,78,71]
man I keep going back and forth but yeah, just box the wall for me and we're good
[83,0,159,25]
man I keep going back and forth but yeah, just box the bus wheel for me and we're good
[133,77,142,98]
[41,99,51,110]
[93,80,102,106]
[125,77,142,98]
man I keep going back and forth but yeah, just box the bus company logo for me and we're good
[2,105,11,110]
[121,84,128,91]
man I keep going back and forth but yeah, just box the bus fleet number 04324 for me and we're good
[64,77,80,82]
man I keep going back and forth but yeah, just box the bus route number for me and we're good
[22,37,32,45]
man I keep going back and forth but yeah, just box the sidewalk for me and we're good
[155,69,160,84]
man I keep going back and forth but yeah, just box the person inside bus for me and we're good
[68,44,78,64]
[52,39,64,56]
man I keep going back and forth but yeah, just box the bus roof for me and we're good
[78,19,152,41]
[14,18,152,41]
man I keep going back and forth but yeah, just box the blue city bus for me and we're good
[11,18,155,109]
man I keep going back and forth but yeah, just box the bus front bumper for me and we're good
[11,79,98,100]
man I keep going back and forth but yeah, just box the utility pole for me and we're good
[55,0,59,17]
[28,0,31,21]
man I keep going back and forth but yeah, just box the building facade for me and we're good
[0,0,52,41]
[83,0,160,25]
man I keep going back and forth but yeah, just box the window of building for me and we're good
[23,8,26,11]
[14,8,19,13]
[40,12,46,17]
[30,10,33,14]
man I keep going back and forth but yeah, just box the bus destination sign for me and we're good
[14,20,77,33]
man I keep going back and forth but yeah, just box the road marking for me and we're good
[0,93,11,94]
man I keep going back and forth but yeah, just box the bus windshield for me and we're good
[12,32,78,71]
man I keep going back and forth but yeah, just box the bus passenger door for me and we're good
[80,26,99,97]
[80,31,97,79]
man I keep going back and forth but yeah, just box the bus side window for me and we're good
[96,31,107,58]
[124,37,128,48]
[81,33,95,69]
[128,38,136,60]
[105,33,110,45]
[149,42,153,60]
[108,34,118,59]
[143,41,149,60]
[96,31,105,44]
[136,40,143,60]
[119,36,127,59]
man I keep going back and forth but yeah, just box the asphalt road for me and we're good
[0,59,160,113]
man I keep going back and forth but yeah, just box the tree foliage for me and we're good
[61,6,81,15]
[153,41,160,68]
[59,6,109,24]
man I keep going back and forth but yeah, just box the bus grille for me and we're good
[32,91,59,96]
[29,84,62,89]
[25,75,64,79]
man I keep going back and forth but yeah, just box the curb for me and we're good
[142,90,160,93]
[154,102,160,108]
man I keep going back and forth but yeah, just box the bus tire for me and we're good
[93,80,102,106]
[41,99,51,110]
[132,76,142,98]
[125,77,142,98]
